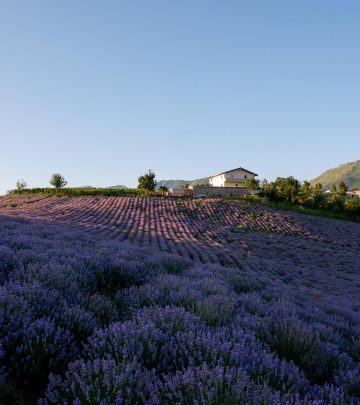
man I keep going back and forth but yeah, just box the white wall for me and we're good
[209,169,256,187]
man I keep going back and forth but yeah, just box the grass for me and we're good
[228,195,360,223]
[310,160,360,190]
[7,187,145,197]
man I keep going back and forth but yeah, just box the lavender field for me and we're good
[1,196,360,404]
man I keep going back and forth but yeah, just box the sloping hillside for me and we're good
[311,160,360,190]
[1,200,360,403]
[190,177,210,187]
[1,195,360,403]
[107,185,128,189]
[156,180,192,189]
[156,178,209,189]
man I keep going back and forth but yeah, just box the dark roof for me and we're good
[209,167,258,178]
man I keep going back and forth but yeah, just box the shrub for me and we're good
[10,318,77,388]
[0,343,5,384]
[84,307,204,373]
[54,305,98,344]
[115,274,233,319]
[156,364,280,404]
[344,199,360,216]
[10,282,65,319]
[320,195,344,213]
[0,246,18,284]
[225,270,266,293]
[41,359,157,405]
[83,294,117,326]
[258,318,339,384]
[0,288,33,353]
[196,295,238,326]
[8,187,144,197]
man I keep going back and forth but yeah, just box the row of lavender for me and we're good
[0,215,360,403]
[0,196,323,269]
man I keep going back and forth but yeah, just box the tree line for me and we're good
[8,172,360,217]
[245,176,360,216]
[10,171,166,196]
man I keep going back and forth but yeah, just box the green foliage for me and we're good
[258,318,338,384]
[311,160,360,190]
[16,179,27,191]
[257,176,360,221]
[339,181,348,196]
[320,194,344,213]
[261,176,301,203]
[300,180,312,195]
[49,173,67,190]
[8,188,144,197]
[138,170,156,193]
[344,199,360,216]
[314,182,323,192]
[245,177,260,192]
[158,186,168,195]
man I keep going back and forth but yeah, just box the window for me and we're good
[236,184,238,187]
[245,175,247,179]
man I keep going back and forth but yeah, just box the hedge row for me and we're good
[8,188,146,197]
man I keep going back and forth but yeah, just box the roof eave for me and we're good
[209,167,258,178]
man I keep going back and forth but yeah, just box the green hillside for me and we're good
[156,178,209,190]
[311,160,360,190]
[155,180,192,190]
[190,178,210,187]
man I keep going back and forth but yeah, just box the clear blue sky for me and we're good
[1,1,359,194]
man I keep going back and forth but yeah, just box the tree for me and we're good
[245,178,260,194]
[138,170,156,194]
[314,183,323,192]
[16,179,27,191]
[330,184,337,193]
[159,186,168,196]
[261,179,269,188]
[298,180,312,204]
[301,180,312,194]
[275,176,301,203]
[339,181,348,196]
[50,173,67,190]
[181,183,191,189]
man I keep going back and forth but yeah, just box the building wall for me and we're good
[171,188,194,197]
[193,186,248,197]
[346,191,360,199]
[224,181,246,187]
[209,169,255,187]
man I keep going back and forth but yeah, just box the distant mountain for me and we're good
[190,178,210,187]
[156,178,209,190]
[156,180,192,190]
[107,185,128,189]
[311,160,360,190]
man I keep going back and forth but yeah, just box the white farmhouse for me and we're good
[346,189,360,198]
[208,167,257,188]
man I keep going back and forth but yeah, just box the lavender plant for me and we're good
[0,206,359,403]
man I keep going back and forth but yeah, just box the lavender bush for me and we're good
[0,245,18,284]
[0,203,359,403]
[10,317,77,388]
